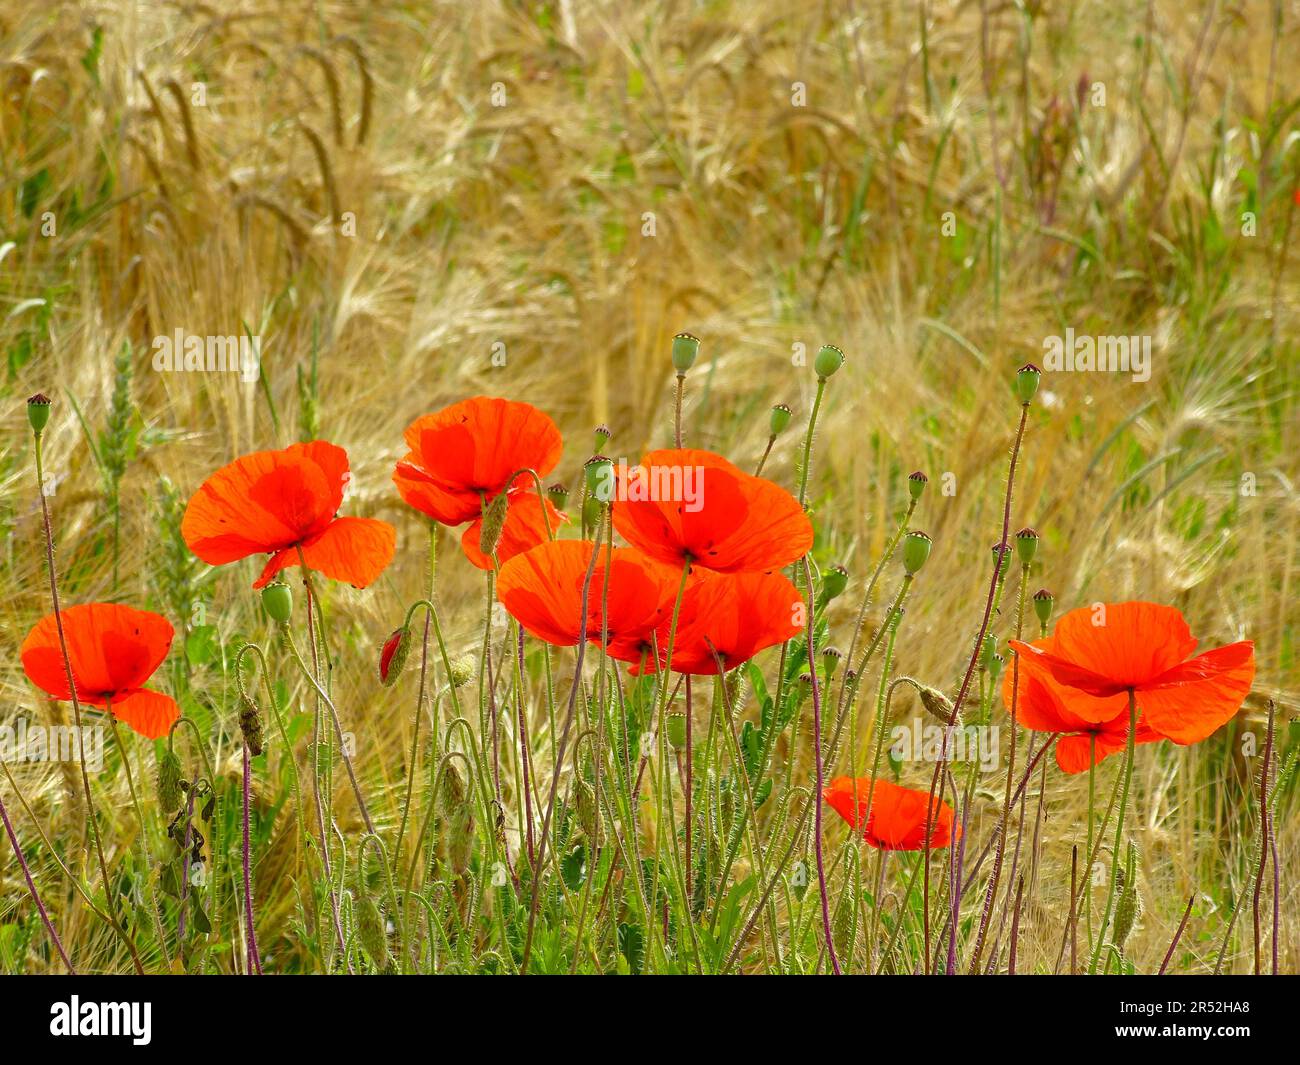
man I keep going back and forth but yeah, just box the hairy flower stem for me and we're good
[674,372,685,448]
[31,429,145,975]
[1088,688,1138,973]
[0,786,74,971]
[923,402,1028,975]
[796,378,827,509]
[241,742,263,974]
[1252,699,1275,975]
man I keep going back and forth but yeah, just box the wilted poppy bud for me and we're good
[1015,363,1042,405]
[261,581,293,623]
[238,692,265,756]
[814,344,845,379]
[478,492,510,557]
[917,683,954,723]
[1015,527,1040,566]
[26,393,52,434]
[821,564,848,602]
[666,713,688,750]
[547,482,569,509]
[593,424,611,452]
[907,470,928,501]
[821,647,843,675]
[902,530,932,575]
[584,455,614,504]
[156,745,184,812]
[449,654,476,688]
[672,332,700,373]
[379,626,412,686]
[1032,588,1055,627]
[769,403,793,436]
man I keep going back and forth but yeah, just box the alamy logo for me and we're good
[1042,328,1151,382]
[589,459,705,512]
[49,997,151,1045]
[0,718,103,771]
[151,328,261,383]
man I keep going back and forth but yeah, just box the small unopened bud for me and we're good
[547,482,569,509]
[1032,588,1055,627]
[584,455,614,504]
[26,393,52,434]
[1113,841,1143,952]
[1015,527,1039,566]
[671,332,700,373]
[379,626,412,687]
[917,684,954,723]
[1015,363,1042,405]
[593,424,611,452]
[156,745,184,811]
[907,470,928,501]
[261,581,293,623]
[355,870,392,970]
[574,776,598,840]
[769,403,792,436]
[449,654,476,688]
[821,564,848,602]
[902,530,932,575]
[238,692,266,756]
[814,344,844,379]
[666,713,688,750]
[478,492,510,557]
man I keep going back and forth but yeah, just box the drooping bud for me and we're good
[379,626,412,687]
[547,482,569,509]
[355,867,392,970]
[821,564,848,602]
[238,691,265,756]
[574,776,598,841]
[1015,363,1042,405]
[156,745,184,812]
[26,393,52,434]
[769,403,793,436]
[814,344,845,379]
[1113,841,1143,952]
[902,530,932,575]
[1032,588,1055,627]
[449,654,476,688]
[478,492,510,557]
[593,424,611,452]
[439,761,474,874]
[917,683,955,723]
[671,332,700,373]
[584,455,614,505]
[666,713,688,751]
[1015,527,1040,567]
[261,581,293,624]
[907,470,928,501]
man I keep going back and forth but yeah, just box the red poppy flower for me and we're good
[497,539,682,664]
[1002,641,1161,773]
[612,449,812,572]
[182,441,395,589]
[632,569,803,675]
[1008,601,1254,747]
[460,492,568,570]
[823,777,962,851]
[393,397,563,526]
[20,604,179,740]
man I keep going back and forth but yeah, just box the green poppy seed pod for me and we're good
[593,424,611,452]
[1015,526,1039,567]
[26,393,52,434]
[478,492,510,557]
[238,692,266,756]
[769,403,793,436]
[979,633,999,673]
[1015,363,1042,405]
[379,626,412,687]
[821,564,849,602]
[449,654,476,688]
[666,713,688,751]
[547,481,569,509]
[907,470,928,501]
[261,581,293,624]
[584,455,614,504]
[797,672,813,691]
[987,653,1005,684]
[902,530,932,575]
[992,541,1012,578]
[917,684,955,724]
[156,745,184,812]
[821,647,843,676]
[1032,588,1055,627]
[814,344,845,380]
[671,332,700,373]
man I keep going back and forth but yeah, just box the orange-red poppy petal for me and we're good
[1134,641,1255,745]
[1046,602,1199,691]
[254,516,396,589]
[823,777,961,851]
[1007,640,1132,719]
[1003,642,1129,731]
[108,688,181,741]
[460,494,568,570]
[392,456,482,526]
[20,604,174,700]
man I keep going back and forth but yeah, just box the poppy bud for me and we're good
[594,424,611,452]
[821,564,848,602]
[26,393,52,434]
[238,691,266,756]
[574,775,598,840]
[547,482,569,509]
[439,762,474,874]
[261,581,293,624]
[478,492,510,557]
[379,626,412,686]
[769,403,793,436]
[355,869,392,970]
[1015,527,1039,567]
[1113,842,1142,952]
[1015,363,1041,405]
[584,455,614,504]
[814,344,845,379]
[671,332,700,373]
[1032,588,1055,627]
[821,647,843,675]
[666,713,688,750]
[902,530,932,575]
[907,470,928,501]
[156,745,184,812]
[449,654,476,688]
[917,684,954,723]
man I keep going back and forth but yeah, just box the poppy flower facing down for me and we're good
[460,491,568,570]
[1008,601,1255,749]
[497,539,682,664]
[393,397,563,527]
[21,604,179,739]
[823,777,962,851]
[612,449,812,572]
[182,441,396,589]
[633,569,803,676]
